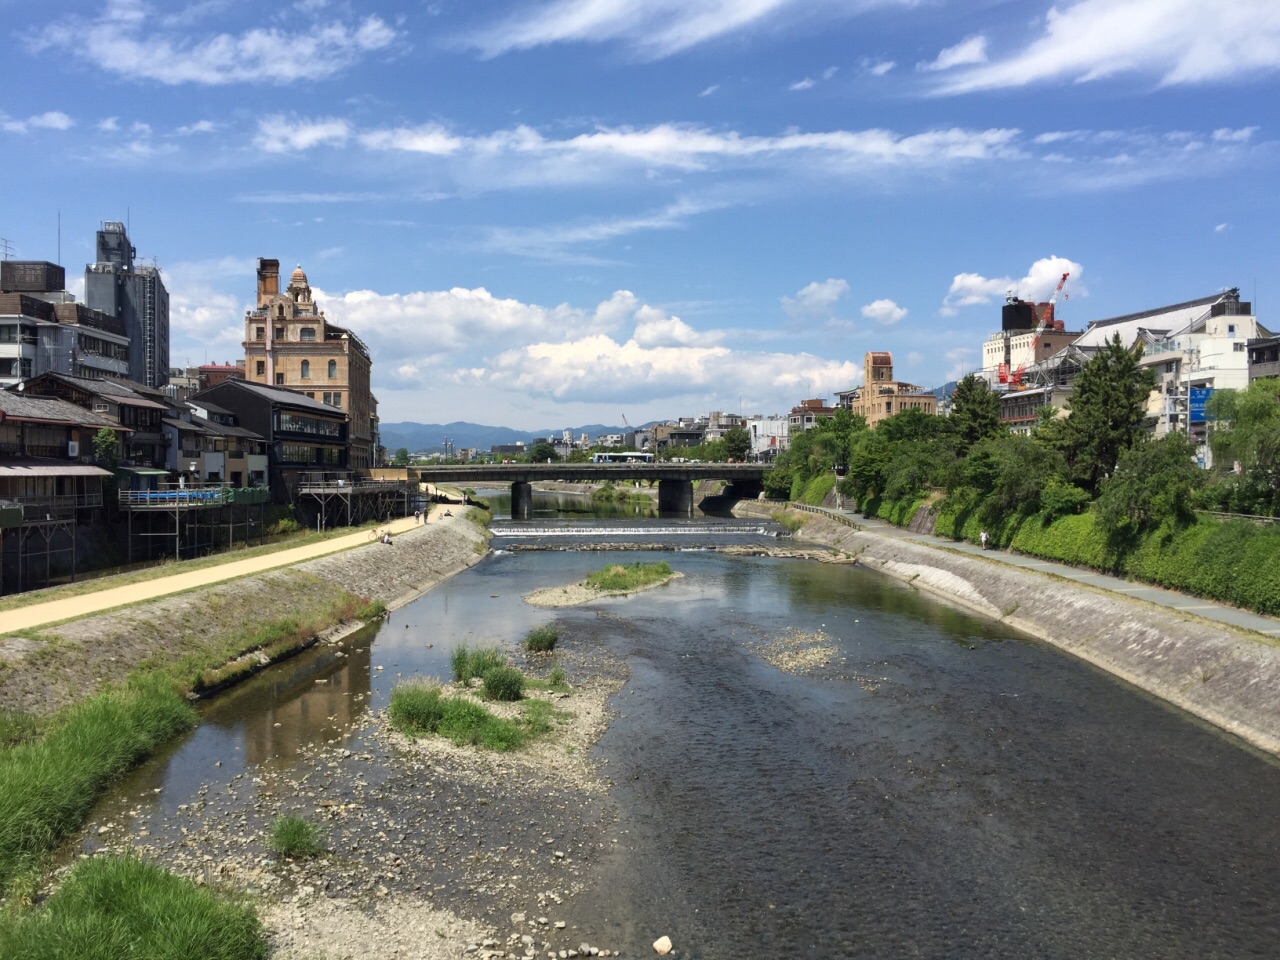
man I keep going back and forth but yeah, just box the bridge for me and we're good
[411,463,768,518]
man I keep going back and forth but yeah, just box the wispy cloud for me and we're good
[699,84,720,97]
[1,110,74,133]
[461,0,898,60]
[919,35,988,72]
[31,0,397,85]
[942,256,1083,316]
[930,0,1280,94]
[782,278,849,324]
[254,115,352,153]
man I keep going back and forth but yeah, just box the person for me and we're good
[980,529,989,550]
[414,508,421,524]
[382,531,393,545]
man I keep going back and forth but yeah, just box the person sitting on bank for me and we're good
[382,532,393,545]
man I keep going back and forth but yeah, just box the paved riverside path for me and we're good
[0,514,426,635]
[793,503,1280,639]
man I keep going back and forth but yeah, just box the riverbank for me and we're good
[735,502,1280,756]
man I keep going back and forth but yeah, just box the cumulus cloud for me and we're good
[941,256,1083,316]
[789,77,817,91]
[931,0,1280,94]
[2,110,74,133]
[861,298,907,325]
[919,35,988,72]
[162,256,259,348]
[782,279,850,322]
[31,0,397,85]
[254,115,351,153]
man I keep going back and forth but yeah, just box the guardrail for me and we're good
[789,502,864,529]
[1202,510,1280,525]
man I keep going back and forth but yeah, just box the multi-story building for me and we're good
[242,259,377,470]
[1,262,131,386]
[747,415,789,460]
[83,222,170,389]
[837,353,936,427]
[19,372,171,468]
[789,398,836,433]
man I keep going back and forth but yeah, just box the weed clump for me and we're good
[269,815,324,859]
[450,645,505,684]
[482,665,526,702]
[524,625,559,653]
[585,560,673,593]
[0,854,266,959]
[387,680,530,751]
[548,667,567,688]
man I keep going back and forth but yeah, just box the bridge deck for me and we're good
[413,463,767,484]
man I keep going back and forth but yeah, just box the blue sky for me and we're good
[2,0,1276,429]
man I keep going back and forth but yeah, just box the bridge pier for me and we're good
[657,479,693,515]
[511,481,533,520]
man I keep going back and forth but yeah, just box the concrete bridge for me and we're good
[412,463,768,518]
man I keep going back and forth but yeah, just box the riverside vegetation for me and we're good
[765,335,1280,616]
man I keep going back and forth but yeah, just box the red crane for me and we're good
[1012,272,1070,385]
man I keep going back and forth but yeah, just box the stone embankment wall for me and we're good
[737,503,1280,756]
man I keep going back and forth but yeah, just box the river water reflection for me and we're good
[92,496,1280,959]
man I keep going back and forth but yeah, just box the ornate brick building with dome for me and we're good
[242,259,378,470]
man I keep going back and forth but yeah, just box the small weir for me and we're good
[490,522,780,537]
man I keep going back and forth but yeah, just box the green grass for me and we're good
[548,666,567,687]
[0,709,44,749]
[524,625,559,653]
[482,665,525,702]
[584,560,673,592]
[0,680,198,895]
[387,680,557,752]
[449,645,506,684]
[0,854,266,960]
[268,815,324,859]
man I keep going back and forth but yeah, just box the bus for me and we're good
[590,451,655,464]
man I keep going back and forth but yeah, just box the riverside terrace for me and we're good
[413,463,768,518]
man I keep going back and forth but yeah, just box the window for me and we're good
[255,360,265,376]
[254,326,265,341]
[328,359,337,378]
[332,393,341,408]
[1228,324,1237,336]
[306,392,315,399]
[1235,342,1246,352]
[300,327,316,342]
[1165,361,1176,374]
[274,326,284,340]
[275,373,284,385]
[300,360,311,379]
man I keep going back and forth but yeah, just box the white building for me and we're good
[747,415,789,461]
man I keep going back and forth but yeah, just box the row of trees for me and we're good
[769,334,1280,542]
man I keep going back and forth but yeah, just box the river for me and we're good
[85,491,1280,959]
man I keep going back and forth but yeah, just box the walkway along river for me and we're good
[65,496,1280,959]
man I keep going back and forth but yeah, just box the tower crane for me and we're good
[1012,272,1069,385]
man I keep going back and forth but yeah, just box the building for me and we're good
[168,399,268,488]
[789,399,836,433]
[747,415,789,460]
[837,353,936,427]
[18,372,170,468]
[1248,335,1280,381]
[83,222,170,389]
[189,378,349,502]
[242,259,377,470]
[1,262,131,386]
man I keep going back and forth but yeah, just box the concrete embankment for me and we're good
[736,503,1280,756]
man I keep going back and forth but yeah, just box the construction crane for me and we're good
[1012,272,1070,385]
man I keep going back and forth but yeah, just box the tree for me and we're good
[526,441,559,463]
[723,426,751,462]
[92,427,119,468]
[392,447,410,466]
[1056,334,1156,495]
[948,374,1003,453]
[1205,378,1280,515]
[1095,433,1203,537]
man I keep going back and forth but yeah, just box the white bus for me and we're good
[590,451,655,464]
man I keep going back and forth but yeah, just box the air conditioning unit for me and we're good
[67,440,80,457]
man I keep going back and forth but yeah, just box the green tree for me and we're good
[392,447,410,466]
[1095,433,1203,538]
[948,374,1003,453]
[92,427,119,468]
[1055,334,1156,495]
[1205,378,1280,515]
[723,426,751,462]
[526,441,559,462]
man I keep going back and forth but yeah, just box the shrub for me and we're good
[269,815,324,859]
[269,517,301,536]
[482,665,526,702]
[548,667,567,687]
[388,681,529,751]
[0,855,266,960]
[449,645,505,684]
[584,561,672,592]
[524,625,559,653]
[388,680,446,733]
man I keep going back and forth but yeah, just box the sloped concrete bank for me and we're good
[736,503,1280,757]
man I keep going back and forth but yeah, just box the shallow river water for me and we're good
[89,504,1280,959]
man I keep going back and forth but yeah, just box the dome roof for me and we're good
[290,264,308,285]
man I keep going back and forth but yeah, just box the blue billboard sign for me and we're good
[1189,387,1215,423]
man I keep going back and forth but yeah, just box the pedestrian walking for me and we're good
[414,508,421,524]
[980,529,989,550]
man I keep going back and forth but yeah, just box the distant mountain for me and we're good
[379,421,640,454]
[930,380,959,398]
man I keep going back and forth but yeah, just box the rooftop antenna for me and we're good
[57,210,61,265]
[0,237,13,260]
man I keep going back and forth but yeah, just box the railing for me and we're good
[789,502,864,529]
[1202,510,1280,525]
[15,493,104,520]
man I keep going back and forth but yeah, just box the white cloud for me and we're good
[919,35,988,72]
[789,77,817,91]
[699,84,720,97]
[462,0,886,60]
[861,298,907,325]
[1214,222,1230,232]
[782,278,850,321]
[863,59,895,76]
[944,347,977,381]
[175,120,217,135]
[98,116,120,132]
[931,0,1280,94]
[942,256,1083,315]
[2,110,75,133]
[32,2,397,85]
[254,115,351,153]
[1213,126,1259,143]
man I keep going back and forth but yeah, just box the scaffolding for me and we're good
[121,485,270,564]
[294,473,412,529]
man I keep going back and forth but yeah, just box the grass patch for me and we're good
[387,681,528,751]
[0,680,197,896]
[771,508,808,533]
[449,645,506,685]
[584,561,673,593]
[0,709,44,749]
[0,854,266,959]
[268,815,324,859]
[482,665,525,702]
[549,666,567,688]
[524,625,559,653]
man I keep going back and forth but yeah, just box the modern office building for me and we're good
[83,221,170,389]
